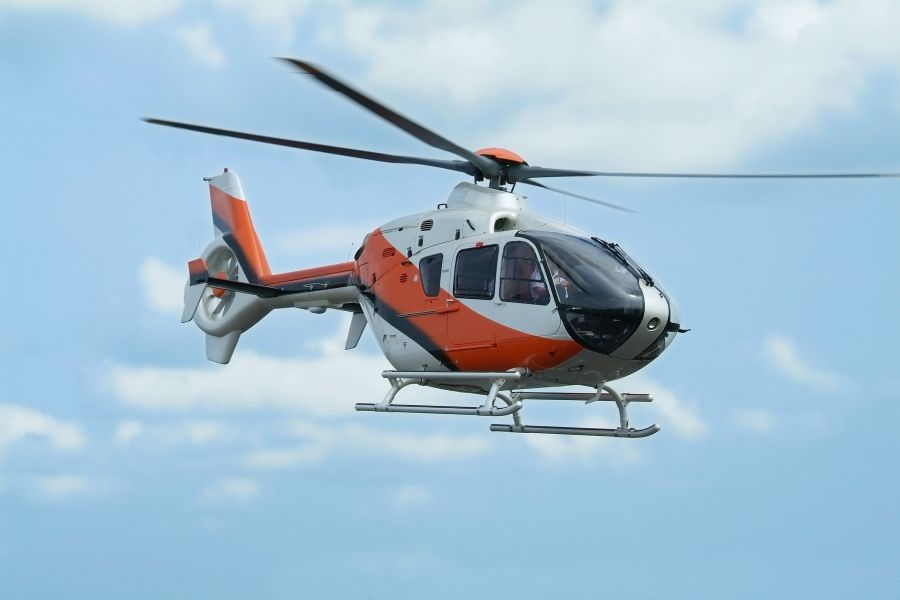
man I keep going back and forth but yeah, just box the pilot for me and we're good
[544,254,573,301]
[504,242,549,304]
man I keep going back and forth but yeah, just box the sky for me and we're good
[1,0,899,597]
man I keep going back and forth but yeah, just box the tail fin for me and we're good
[207,169,271,284]
[184,169,362,364]
[184,169,272,364]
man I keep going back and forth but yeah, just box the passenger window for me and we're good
[453,245,498,299]
[500,242,549,305]
[419,253,443,297]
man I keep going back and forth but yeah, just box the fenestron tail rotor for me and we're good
[144,58,900,212]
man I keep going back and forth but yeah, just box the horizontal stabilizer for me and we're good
[182,283,206,323]
[182,258,209,323]
[204,275,285,298]
[182,257,286,322]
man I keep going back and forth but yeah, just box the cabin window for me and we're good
[419,253,443,297]
[453,245,498,300]
[500,242,549,305]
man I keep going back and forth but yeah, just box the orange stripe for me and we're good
[210,186,271,279]
[360,230,581,372]
[261,261,357,286]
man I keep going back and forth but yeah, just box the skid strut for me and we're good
[355,372,659,438]
[355,371,524,417]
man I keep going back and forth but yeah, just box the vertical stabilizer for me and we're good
[183,170,273,364]
[207,169,271,283]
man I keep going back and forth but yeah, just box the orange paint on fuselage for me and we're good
[358,229,581,372]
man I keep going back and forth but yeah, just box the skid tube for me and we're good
[355,371,524,417]
[355,371,660,438]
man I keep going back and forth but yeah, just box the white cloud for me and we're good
[242,421,490,469]
[344,424,489,462]
[114,420,143,446]
[317,0,900,169]
[107,316,494,467]
[139,257,184,315]
[0,405,87,455]
[621,375,708,440]
[733,408,775,434]
[106,346,391,415]
[107,313,705,468]
[177,22,226,70]
[764,333,846,391]
[31,475,108,502]
[524,417,644,467]
[515,374,705,464]
[35,475,90,497]
[387,484,431,512]
[215,0,310,43]
[0,0,180,26]
[199,477,260,506]
[115,420,230,448]
[105,311,456,415]
[180,421,228,444]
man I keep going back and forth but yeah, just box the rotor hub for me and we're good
[475,147,528,166]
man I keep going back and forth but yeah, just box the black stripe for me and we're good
[221,233,262,284]
[212,209,230,237]
[368,292,456,371]
[279,274,354,293]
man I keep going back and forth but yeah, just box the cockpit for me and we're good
[519,231,670,356]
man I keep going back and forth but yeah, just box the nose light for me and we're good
[647,317,660,330]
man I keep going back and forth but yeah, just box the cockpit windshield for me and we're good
[519,231,645,354]
[520,231,643,310]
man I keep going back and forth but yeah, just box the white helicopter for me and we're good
[146,59,898,438]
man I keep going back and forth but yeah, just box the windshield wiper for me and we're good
[592,237,654,287]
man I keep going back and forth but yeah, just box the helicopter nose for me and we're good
[635,286,680,361]
[610,283,674,361]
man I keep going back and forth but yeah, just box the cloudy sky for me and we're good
[2,1,899,597]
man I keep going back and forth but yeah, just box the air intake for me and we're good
[382,247,397,258]
[420,219,434,231]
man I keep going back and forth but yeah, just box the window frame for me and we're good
[453,244,499,300]
[499,241,550,305]
[418,253,443,297]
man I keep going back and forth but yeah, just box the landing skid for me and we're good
[355,371,660,438]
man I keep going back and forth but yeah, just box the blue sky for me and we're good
[2,1,899,598]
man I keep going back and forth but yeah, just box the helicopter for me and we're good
[146,58,899,439]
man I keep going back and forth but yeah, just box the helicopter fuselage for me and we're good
[354,182,680,392]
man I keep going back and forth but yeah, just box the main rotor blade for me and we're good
[143,118,476,175]
[519,179,637,214]
[509,165,900,180]
[279,58,501,178]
